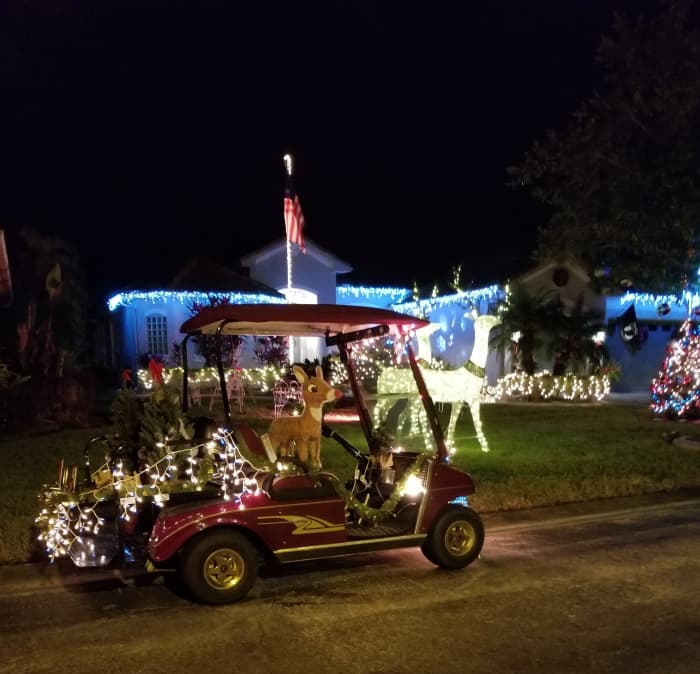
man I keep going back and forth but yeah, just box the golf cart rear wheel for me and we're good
[180,530,258,605]
[422,505,484,569]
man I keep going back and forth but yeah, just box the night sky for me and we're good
[1,0,654,306]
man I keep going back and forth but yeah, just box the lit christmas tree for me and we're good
[650,319,700,419]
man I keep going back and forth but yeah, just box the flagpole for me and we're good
[283,154,293,300]
[283,153,294,365]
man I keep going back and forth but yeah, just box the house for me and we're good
[240,238,353,364]
[513,260,604,316]
[105,241,690,394]
[506,259,700,393]
[107,257,285,371]
[240,237,352,305]
[604,292,693,393]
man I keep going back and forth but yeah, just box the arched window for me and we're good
[146,314,168,356]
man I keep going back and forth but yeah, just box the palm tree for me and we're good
[8,226,88,376]
[546,295,608,376]
[490,286,560,375]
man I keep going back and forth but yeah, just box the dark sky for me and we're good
[0,0,655,305]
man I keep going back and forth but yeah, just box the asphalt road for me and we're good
[1,491,699,674]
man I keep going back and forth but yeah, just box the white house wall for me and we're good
[130,298,194,366]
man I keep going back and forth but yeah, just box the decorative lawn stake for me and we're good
[267,365,342,467]
[375,314,501,452]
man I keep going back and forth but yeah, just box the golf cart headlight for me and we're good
[401,473,425,497]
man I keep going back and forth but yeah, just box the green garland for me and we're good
[333,453,428,525]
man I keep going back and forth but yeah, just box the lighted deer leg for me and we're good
[446,401,463,447]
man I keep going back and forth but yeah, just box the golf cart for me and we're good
[35,303,484,605]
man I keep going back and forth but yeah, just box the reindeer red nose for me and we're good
[333,388,342,400]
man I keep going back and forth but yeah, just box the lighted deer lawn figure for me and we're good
[267,365,342,467]
[375,314,501,452]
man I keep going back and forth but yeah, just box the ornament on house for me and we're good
[552,267,569,287]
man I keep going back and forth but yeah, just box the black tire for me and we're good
[180,530,258,605]
[422,505,484,569]
[420,541,440,565]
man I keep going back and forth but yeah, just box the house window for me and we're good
[146,314,168,356]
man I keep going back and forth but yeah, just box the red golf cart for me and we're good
[36,304,484,604]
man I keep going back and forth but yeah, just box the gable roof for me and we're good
[514,259,591,286]
[240,237,353,274]
[167,257,284,297]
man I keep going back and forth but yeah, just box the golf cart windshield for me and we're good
[179,303,449,460]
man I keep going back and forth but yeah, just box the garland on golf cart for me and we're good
[331,427,430,525]
[331,452,428,525]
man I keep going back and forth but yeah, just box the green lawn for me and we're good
[2,400,699,565]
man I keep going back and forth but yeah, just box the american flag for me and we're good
[284,179,306,253]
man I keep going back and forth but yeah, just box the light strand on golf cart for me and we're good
[34,431,269,561]
[34,495,111,562]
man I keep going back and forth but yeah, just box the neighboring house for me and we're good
[604,292,692,393]
[105,240,691,394]
[513,260,604,316]
[499,260,605,376]
[504,259,696,393]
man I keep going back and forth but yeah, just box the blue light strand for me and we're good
[107,290,286,312]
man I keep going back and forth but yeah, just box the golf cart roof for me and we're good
[180,303,429,338]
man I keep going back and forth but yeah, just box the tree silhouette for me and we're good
[509,0,700,294]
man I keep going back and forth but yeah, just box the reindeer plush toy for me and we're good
[267,365,341,467]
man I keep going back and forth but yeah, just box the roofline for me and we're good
[515,260,591,285]
[240,237,353,273]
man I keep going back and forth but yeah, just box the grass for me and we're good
[2,400,700,565]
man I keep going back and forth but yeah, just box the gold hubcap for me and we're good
[444,520,475,556]
[203,548,245,591]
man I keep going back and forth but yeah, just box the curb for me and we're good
[4,487,700,594]
[480,486,700,530]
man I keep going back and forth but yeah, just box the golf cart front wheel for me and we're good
[422,505,484,569]
[180,530,258,605]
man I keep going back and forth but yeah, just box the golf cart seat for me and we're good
[233,423,277,463]
[232,423,338,498]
